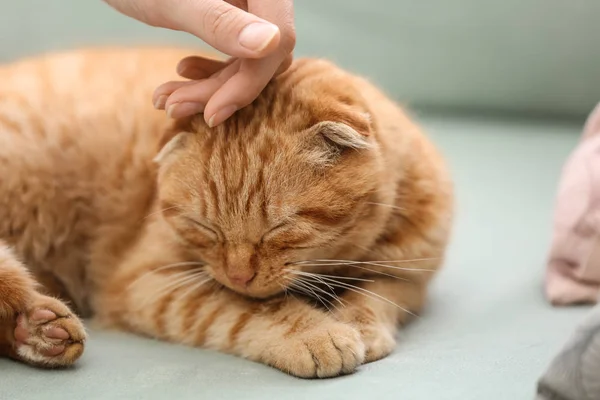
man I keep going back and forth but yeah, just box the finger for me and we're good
[275,53,294,76]
[204,55,283,127]
[153,0,281,58]
[191,0,295,126]
[164,60,242,119]
[176,56,232,80]
[154,58,235,109]
[167,101,206,118]
[153,80,199,110]
[248,0,296,56]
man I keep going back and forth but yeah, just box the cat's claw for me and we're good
[12,296,86,367]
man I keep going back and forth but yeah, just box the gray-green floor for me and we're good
[0,113,590,400]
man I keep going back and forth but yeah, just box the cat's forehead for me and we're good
[199,131,306,192]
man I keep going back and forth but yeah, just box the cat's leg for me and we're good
[99,263,366,378]
[333,278,428,363]
[0,245,36,320]
[0,243,86,367]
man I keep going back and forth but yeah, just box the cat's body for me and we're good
[0,47,452,377]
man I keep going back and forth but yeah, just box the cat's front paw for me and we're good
[266,323,365,378]
[12,295,86,367]
[334,306,397,363]
[360,324,396,363]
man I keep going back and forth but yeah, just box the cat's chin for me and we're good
[220,282,286,300]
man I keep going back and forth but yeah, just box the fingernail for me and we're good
[176,63,193,76]
[207,105,238,128]
[238,22,279,53]
[176,62,189,76]
[154,95,168,110]
[176,64,205,78]
[166,102,205,119]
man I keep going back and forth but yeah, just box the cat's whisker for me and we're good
[285,272,349,310]
[290,276,345,311]
[286,271,340,302]
[296,262,430,274]
[287,269,374,283]
[289,275,346,312]
[178,278,214,338]
[146,270,207,297]
[152,275,211,310]
[303,275,416,318]
[285,285,306,300]
[286,282,318,306]
[303,285,335,313]
[140,205,182,222]
[294,262,419,271]
[291,263,412,282]
[128,261,206,289]
[141,270,208,307]
[287,279,333,312]
[177,276,214,303]
[285,277,340,313]
[365,202,407,211]
[278,283,289,301]
[293,257,438,265]
[349,261,435,272]
[342,264,412,282]
[291,258,437,272]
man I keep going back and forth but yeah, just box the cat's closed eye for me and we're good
[176,217,219,248]
[260,222,321,251]
[260,222,290,244]
[184,217,218,238]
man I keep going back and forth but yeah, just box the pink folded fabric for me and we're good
[546,103,600,305]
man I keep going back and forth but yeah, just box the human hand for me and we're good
[104,0,295,126]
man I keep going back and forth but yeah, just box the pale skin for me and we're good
[103,0,296,126]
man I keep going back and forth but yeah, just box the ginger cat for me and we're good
[0,47,453,377]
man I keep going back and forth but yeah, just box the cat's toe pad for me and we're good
[13,297,86,367]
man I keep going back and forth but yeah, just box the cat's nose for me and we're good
[227,269,256,287]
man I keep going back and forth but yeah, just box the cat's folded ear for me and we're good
[309,108,374,151]
[305,117,375,166]
[313,121,372,150]
[154,117,196,164]
[154,130,193,164]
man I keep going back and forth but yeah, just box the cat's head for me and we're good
[154,60,385,298]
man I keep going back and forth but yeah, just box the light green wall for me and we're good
[1,0,598,118]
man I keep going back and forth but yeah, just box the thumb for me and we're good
[152,0,281,58]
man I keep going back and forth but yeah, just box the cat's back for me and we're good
[0,46,189,97]
[0,47,191,144]
[0,47,192,214]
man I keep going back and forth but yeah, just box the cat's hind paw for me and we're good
[13,295,86,367]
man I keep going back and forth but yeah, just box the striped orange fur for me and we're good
[0,47,453,377]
